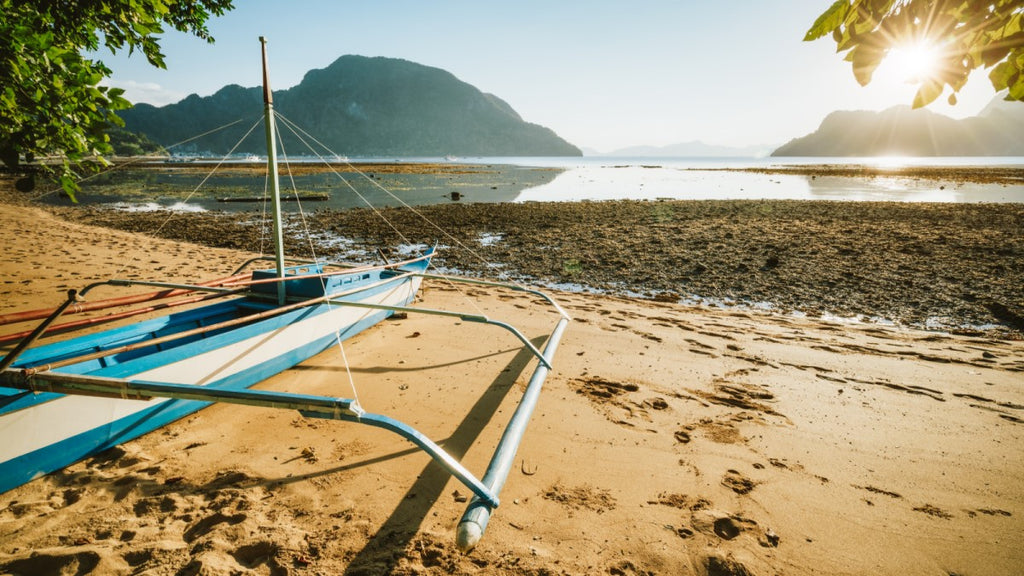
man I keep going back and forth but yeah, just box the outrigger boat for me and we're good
[0,38,568,551]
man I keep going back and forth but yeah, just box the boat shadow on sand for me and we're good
[0,335,546,575]
[336,338,545,573]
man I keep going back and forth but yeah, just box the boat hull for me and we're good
[0,264,426,494]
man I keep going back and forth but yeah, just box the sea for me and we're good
[494,156,1024,204]
[68,156,1024,212]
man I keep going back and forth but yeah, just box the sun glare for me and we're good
[888,43,940,82]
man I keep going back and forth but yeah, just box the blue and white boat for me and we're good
[0,37,567,551]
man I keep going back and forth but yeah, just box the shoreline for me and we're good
[44,196,1024,337]
[4,163,1023,334]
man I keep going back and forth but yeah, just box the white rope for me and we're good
[27,117,254,203]
[272,113,507,317]
[110,117,265,279]
[277,113,502,271]
[273,113,415,247]
[272,115,368,409]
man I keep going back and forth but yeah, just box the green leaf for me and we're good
[805,0,851,41]
[803,0,1024,109]
[913,80,944,108]
[989,61,1016,90]
[851,44,885,86]
[1008,73,1024,101]
[59,173,79,203]
[0,0,236,187]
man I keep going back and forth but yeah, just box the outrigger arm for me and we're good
[0,273,570,550]
[1,369,501,507]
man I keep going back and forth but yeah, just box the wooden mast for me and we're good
[260,36,286,305]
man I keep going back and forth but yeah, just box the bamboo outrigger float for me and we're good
[0,38,567,551]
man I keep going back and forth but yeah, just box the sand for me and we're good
[1,184,1023,575]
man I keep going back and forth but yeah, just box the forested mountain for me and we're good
[118,55,581,157]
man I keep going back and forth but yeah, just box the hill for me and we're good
[772,96,1024,157]
[118,55,581,157]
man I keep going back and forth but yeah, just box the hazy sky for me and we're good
[100,0,998,153]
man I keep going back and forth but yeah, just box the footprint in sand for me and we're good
[183,510,248,542]
[722,470,756,495]
[542,483,616,513]
[0,550,102,575]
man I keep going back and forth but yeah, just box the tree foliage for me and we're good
[0,0,233,198]
[805,0,1024,108]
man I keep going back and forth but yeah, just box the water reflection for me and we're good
[514,163,1024,203]
[801,175,1024,202]
[49,157,1024,210]
[60,165,563,211]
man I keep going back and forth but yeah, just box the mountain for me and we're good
[118,55,581,157]
[772,96,1024,156]
[605,140,775,157]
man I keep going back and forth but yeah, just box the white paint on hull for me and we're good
[0,277,420,466]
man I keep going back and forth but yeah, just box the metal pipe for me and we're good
[11,370,361,418]
[328,301,552,369]
[331,411,499,507]
[0,290,244,346]
[1,367,500,507]
[417,273,571,321]
[0,273,250,326]
[21,271,418,374]
[0,290,80,371]
[456,315,570,551]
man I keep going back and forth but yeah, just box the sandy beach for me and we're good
[1,171,1023,575]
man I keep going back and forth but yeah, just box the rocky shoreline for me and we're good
[44,195,1023,336]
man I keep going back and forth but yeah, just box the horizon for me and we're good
[97,1,1000,153]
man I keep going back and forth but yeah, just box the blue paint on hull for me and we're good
[0,257,430,494]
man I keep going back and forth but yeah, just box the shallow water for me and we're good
[58,155,1024,212]
[490,156,1024,204]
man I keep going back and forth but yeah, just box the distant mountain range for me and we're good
[118,55,581,157]
[590,141,775,157]
[772,96,1024,157]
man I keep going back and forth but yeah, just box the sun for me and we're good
[887,42,941,83]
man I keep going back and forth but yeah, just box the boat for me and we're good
[0,37,568,551]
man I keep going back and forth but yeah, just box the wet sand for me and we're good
[1,170,1022,575]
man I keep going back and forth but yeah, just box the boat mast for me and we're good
[260,36,287,305]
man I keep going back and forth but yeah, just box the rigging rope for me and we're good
[273,113,415,248]
[27,117,254,204]
[272,112,509,317]
[107,117,265,279]
[272,117,367,410]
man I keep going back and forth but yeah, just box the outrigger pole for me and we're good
[0,271,570,549]
[457,308,569,551]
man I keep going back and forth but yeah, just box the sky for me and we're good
[99,0,999,154]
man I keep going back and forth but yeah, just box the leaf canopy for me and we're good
[0,0,234,199]
[806,0,1024,108]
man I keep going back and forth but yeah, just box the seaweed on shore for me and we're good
[50,198,1024,336]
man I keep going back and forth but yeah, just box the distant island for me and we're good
[118,55,581,158]
[596,141,775,158]
[773,95,1024,157]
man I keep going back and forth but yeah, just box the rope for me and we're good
[273,113,415,247]
[271,113,505,317]
[108,117,265,279]
[27,117,254,203]
[276,113,499,272]
[108,116,266,278]
[272,113,369,409]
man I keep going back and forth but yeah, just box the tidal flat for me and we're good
[35,162,1023,334]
